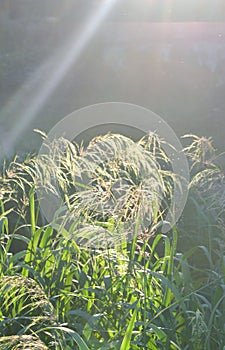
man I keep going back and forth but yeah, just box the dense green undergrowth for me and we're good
[0,133,224,349]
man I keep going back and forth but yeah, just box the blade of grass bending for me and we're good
[39,326,90,350]
[0,208,13,221]
[147,324,167,344]
[39,226,54,248]
[149,270,186,313]
[120,302,139,350]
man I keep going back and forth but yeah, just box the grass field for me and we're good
[0,132,224,349]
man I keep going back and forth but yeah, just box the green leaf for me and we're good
[29,186,36,234]
[120,302,138,350]
[40,326,90,350]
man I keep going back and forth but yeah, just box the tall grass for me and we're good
[35,133,177,247]
[0,132,224,349]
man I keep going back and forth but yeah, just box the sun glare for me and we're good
[1,0,118,157]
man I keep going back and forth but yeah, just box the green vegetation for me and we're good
[0,132,224,349]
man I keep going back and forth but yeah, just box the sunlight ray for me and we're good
[1,0,118,157]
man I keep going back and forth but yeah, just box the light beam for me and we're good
[0,0,118,158]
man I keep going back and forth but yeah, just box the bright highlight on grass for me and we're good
[36,102,190,238]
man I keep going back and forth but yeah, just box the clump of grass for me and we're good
[183,134,225,222]
[180,134,225,269]
[0,132,224,349]
[0,275,56,336]
[36,132,178,247]
[0,335,48,350]
[0,154,41,253]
